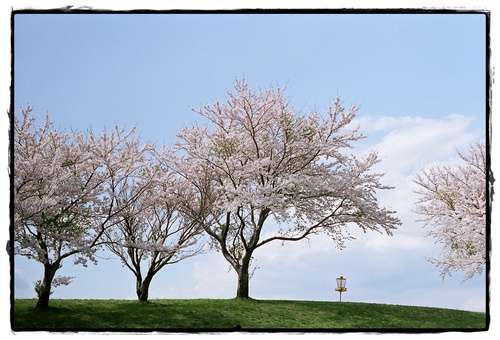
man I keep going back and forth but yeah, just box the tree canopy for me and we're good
[14,106,156,307]
[413,140,487,281]
[175,78,401,298]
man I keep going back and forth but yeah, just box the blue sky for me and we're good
[9,9,489,315]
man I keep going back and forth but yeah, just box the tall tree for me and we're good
[13,106,154,308]
[104,150,206,302]
[413,140,487,281]
[175,79,401,298]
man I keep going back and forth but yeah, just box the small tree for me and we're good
[104,150,205,302]
[13,106,154,308]
[176,79,401,298]
[413,140,487,281]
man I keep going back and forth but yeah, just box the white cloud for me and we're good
[355,112,484,249]
[364,233,431,252]
[145,253,236,299]
[357,115,438,132]
[372,114,478,174]
[460,294,487,312]
[190,255,237,298]
[14,268,31,292]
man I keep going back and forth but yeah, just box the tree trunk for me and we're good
[235,254,252,299]
[236,268,250,299]
[36,263,58,309]
[136,275,153,302]
[36,288,51,309]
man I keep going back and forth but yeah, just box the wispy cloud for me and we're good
[364,233,431,252]
[14,268,31,292]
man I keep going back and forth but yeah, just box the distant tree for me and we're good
[413,140,487,281]
[175,78,401,299]
[104,149,206,302]
[13,106,154,308]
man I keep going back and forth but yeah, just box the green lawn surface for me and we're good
[12,298,488,332]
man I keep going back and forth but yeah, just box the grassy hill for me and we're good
[12,298,488,332]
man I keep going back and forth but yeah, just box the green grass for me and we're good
[12,298,487,332]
